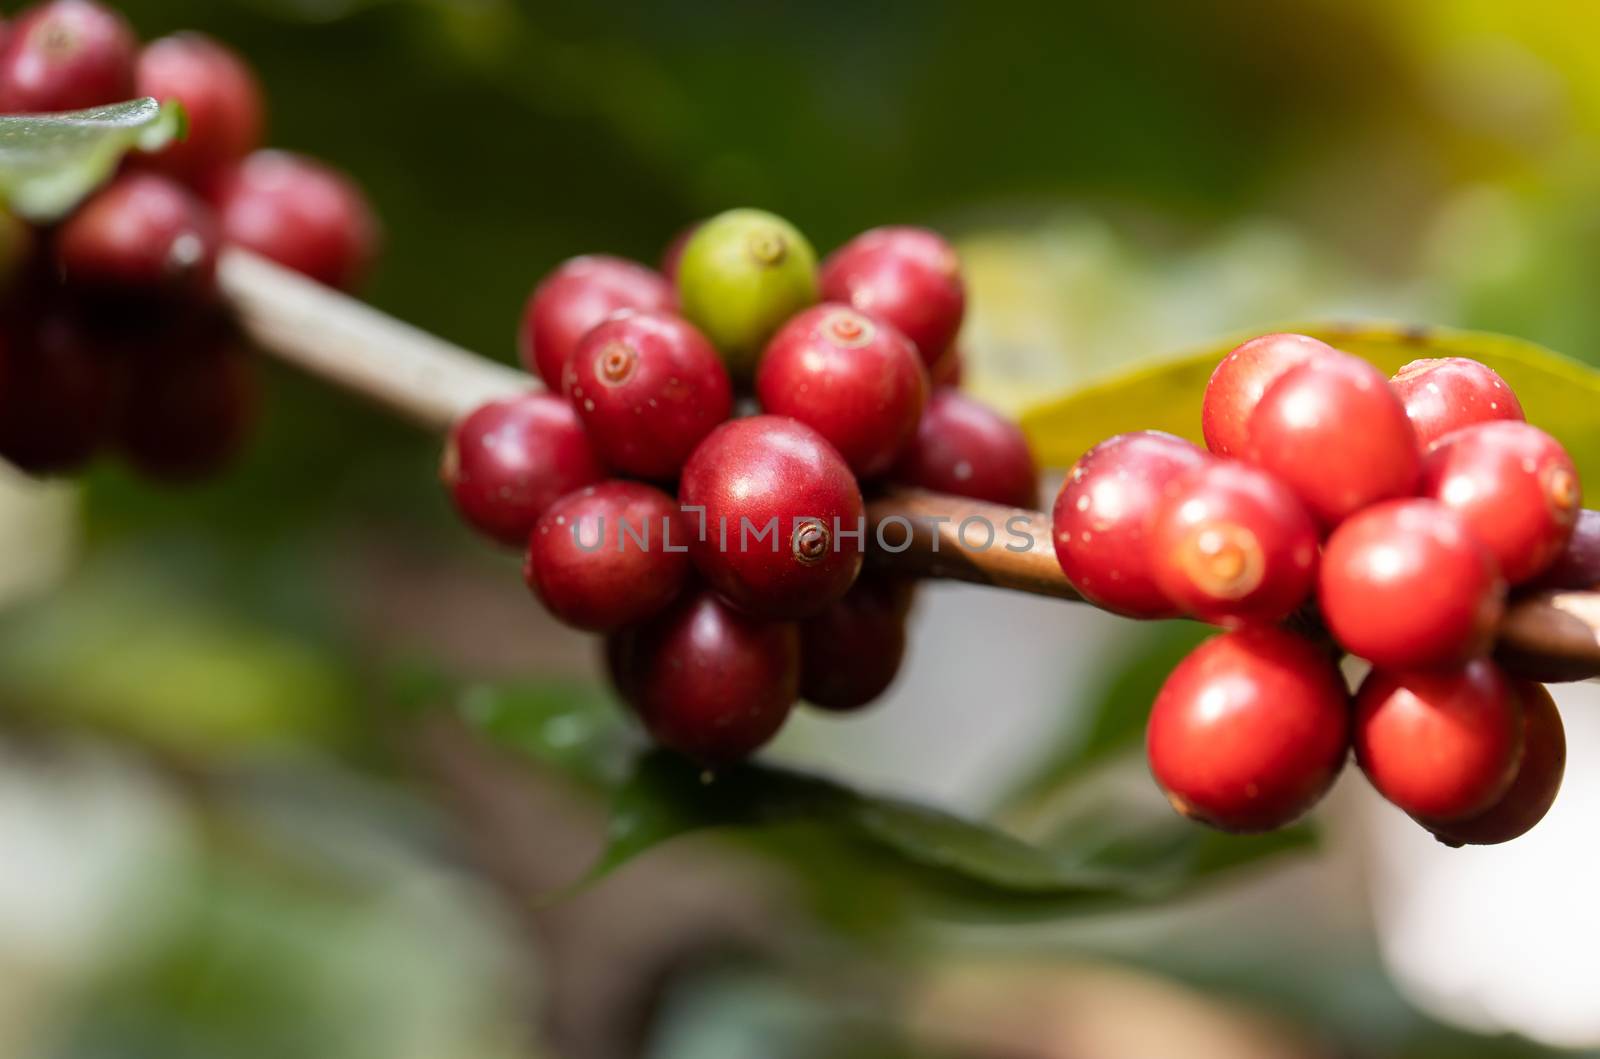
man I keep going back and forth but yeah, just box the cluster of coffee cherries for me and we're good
[1053,333,1594,845]
[0,0,377,478]
[442,208,1037,761]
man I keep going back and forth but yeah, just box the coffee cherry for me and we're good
[1389,357,1523,449]
[563,310,731,480]
[818,226,965,367]
[755,304,928,478]
[442,392,605,547]
[1354,660,1523,821]
[675,208,818,375]
[1051,430,1209,619]
[798,577,913,712]
[0,306,113,474]
[518,255,675,388]
[1150,460,1319,626]
[930,344,963,389]
[210,150,378,292]
[1422,680,1564,846]
[1420,420,1580,585]
[525,481,689,632]
[607,589,799,762]
[1247,353,1420,525]
[0,0,136,114]
[135,33,264,184]
[678,415,864,619]
[1201,332,1337,458]
[893,388,1038,509]
[1319,499,1504,669]
[659,221,699,283]
[55,173,219,297]
[1146,627,1349,833]
[0,208,31,295]
[1529,508,1600,590]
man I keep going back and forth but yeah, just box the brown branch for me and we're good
[217,248,1600,681]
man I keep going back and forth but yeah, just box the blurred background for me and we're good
[5,0,1600,1056]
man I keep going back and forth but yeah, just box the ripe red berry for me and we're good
[1354,660,1523,821]
[893,388,1038,509]
[798,577,914,712]
[930,344,963,389]
[1319,499,1504,669]
[55,173,219,296]
[678,415,864,619]
[659,222,699,283]
[135,33,264,184]
[1529,507,1600,591]
[117,313,256,482]
[1051,431,1209,619]
[1146,627,1349,833]
[518,255,676,389]
[0,306,113,474]
[607,589,799,762]
[1389,357,1524,449]
[1150,460,1319,626]
[0,0,136,114]
[1201,332,1338,458]
[1419,420,1580,585]
[817,226,965,367]
[525,481,689,632]
[1422,680,1564,846]
[441,392,605,547]
[210,150,379,292]
[563,310,731,480]
[755,304,928,478]
[1248,353,1421,526]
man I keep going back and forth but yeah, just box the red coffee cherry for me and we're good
[658,221,699,283]
[1051,430,1209,619]
[525,480,689,632]
[210,150,379,292]
[1389,356,1524,449]
[930,344,963,389]
[135,33,264,184]
[1419,420,1580,585]
[818,226,965,366]
[564,310,731,480]
[1422,680,1564,846]
[1354,660,1523,821]
[1146,627,1349,833]
[678,415,864,619]
[0,0,136,114]
[893,388,1038,509]
[798,577,914,712]
[1201,332,1337,458]
[1150,460,1319,626]
[755,304,928,478]
[441,392,605,547]
[55,173,219,296]
[607,589,799,762]
[1319,499,1504,669]
[0,306,114,475]
[518,255,675,388]
[1529,508,1600,591]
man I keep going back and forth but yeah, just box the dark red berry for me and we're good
[1420,420,1580,585]
[659,222,699,283]
[525,480,690,632]
[1529,508,1600,591]
[55,173,218,296]
[0,0,136,114]
[1354,660,1523,821]
[1389,356,1523,449]
[678,415,864,619]
[0,306,113,474]
[893,388,1038,509]
[818,226,965,367]
[518,255,675,389]
[210,150,379,292]
[442,392,605,547]
[1248,353,1420,525]
[607,589,799,762]
[798,577,913,712]
[1150,460,1319,626]
[1319,499,1504,669]
[1201,332,1338,458]
[756,304,928,478]
[1422,680,1564,846]
[1051,430,1209,619]
[930,343,963,389]
[135,33,264,184]
[1146,627,1349,833]
[117,314,256,482]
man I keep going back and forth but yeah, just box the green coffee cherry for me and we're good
[676,208,818,375]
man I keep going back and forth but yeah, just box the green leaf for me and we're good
[1021,321,1600,483]
[0,98,186,221]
